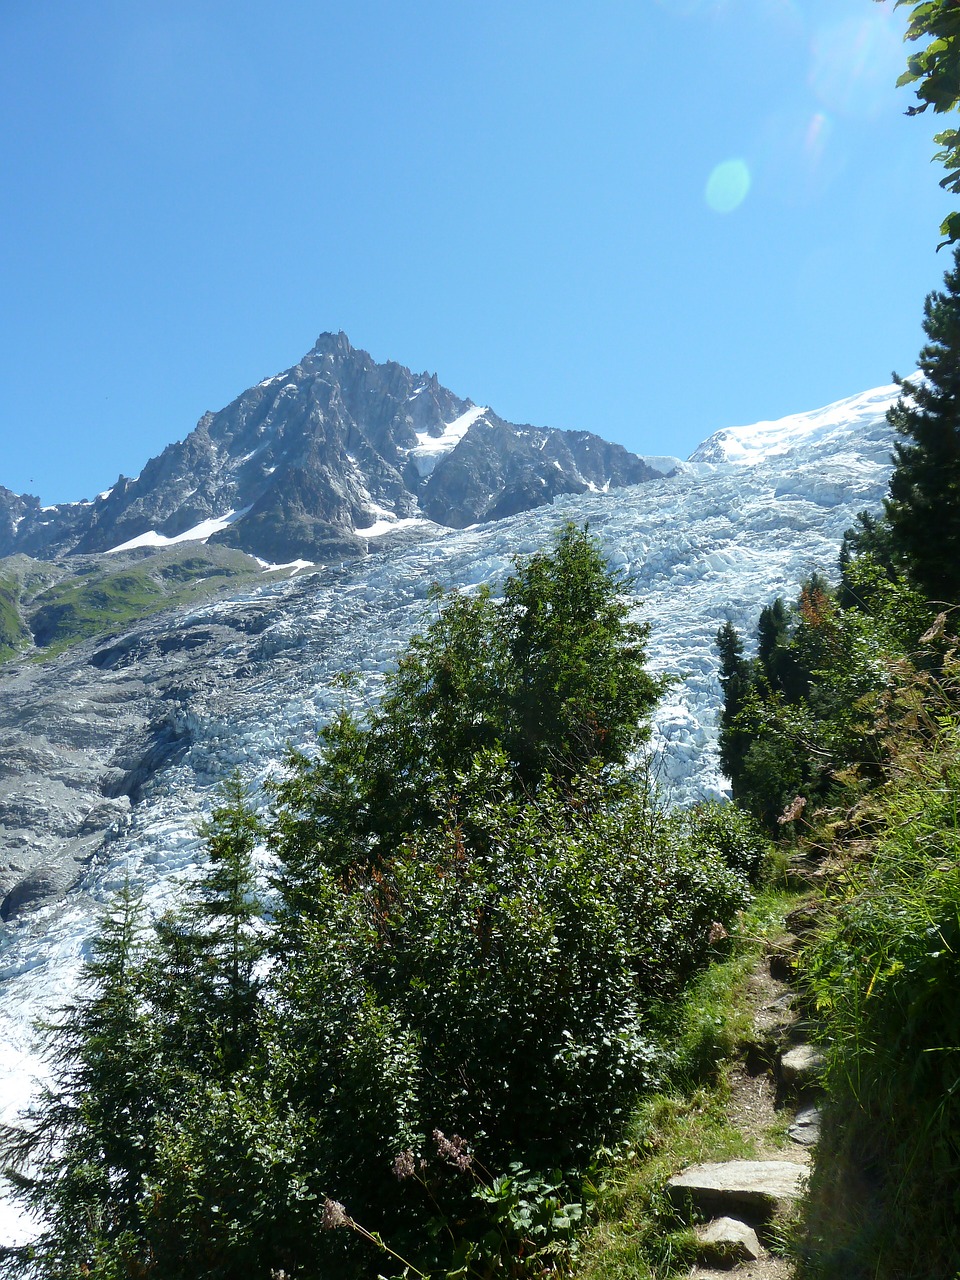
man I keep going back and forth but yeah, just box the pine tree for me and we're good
[272,523,669,906]
[0,881,157,1274]
[501,523,668,791]
[884,246,960,603]
[148,771,266,1080]
[715,621,752,785]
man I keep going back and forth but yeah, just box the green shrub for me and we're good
[265,772,751,1277]
[2,528,752,1279]
[670,800,770,885]
[800,694,960,1279]
[270,523,670,892]
[716,572,920,830]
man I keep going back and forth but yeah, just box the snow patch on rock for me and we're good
[408,405,488,477]
[104,507,252,554]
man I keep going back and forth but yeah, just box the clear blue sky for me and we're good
[1,0,953,504]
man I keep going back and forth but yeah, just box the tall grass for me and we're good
[574,889,797,1280]
[799,661,960,1278]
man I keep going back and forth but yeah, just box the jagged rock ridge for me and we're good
[0,333,664,564]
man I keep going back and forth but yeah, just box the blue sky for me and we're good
[1,0,953,504]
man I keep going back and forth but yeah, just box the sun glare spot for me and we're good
[804,111,832,165]
[809,16,902,119]
[705,159,752,214]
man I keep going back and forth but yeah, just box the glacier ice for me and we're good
[0,381,899,1245]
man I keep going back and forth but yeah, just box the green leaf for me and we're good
[937,210,960,247]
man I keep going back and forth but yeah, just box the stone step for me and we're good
[778,1043,825,1090]
[694,1215,764,1267]
[686,1264,792,1279]
[768,935,800,982]
[788,1104,821,1146]
[667,1159,808,1222]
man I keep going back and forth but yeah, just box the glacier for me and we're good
[0,380,899,1245]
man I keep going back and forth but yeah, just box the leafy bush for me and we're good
[263,772,752,1277]
[670,800,770,885]
[1,527,755,1279]
[799,663,960,1279]
[716,572,922,829]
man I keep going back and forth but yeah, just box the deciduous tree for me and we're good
[882,0,960,245]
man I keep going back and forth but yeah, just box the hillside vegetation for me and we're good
[712,245,960,1279]
[0,526,769,1279]
[0,546,271,663]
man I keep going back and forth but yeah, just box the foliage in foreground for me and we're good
[717,589,960,1277]
[797,653,960,1279]
[712,232,960,1270]
[715,568,917,831]
[718,241,960,831]
[0,526,766,1280]
[882,245,960,603]
[714,228,960,1275]
[573,890,797,1280]
[879,0,960,246]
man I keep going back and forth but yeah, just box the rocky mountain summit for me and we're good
[0,333,664,565]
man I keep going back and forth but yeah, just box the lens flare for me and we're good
[809,16,902,119]
[705,159,752,214]
[804,111,832,165]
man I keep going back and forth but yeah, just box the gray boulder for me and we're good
[694,1216,764,1267]
[779,1044,825,1090]
[788,1104,822,1146]
[667,1159,808,1220]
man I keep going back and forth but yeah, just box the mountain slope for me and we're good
[0,333,664,564]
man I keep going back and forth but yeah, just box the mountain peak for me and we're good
[309,330,354,359]
[0,335,660,563]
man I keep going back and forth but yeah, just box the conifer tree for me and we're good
[148,771,266,1080]
[0,882,157,1273]
[193,773,265,1072]
[884,246,960,604]
[716,621,752,785]
[501,523,667,791]
[272,523,668,905]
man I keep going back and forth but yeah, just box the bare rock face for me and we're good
[1,863,83,921]
[0,333,665,564]
[667,1160,808,1221]
[0,592,287,920]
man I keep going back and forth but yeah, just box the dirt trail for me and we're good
[680,924,816,1279]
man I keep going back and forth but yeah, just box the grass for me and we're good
[29,568,167,649]
[573,885,800,1280]
[795,700,960,1280]
[0,547,267,664]
[0,575,31,659]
